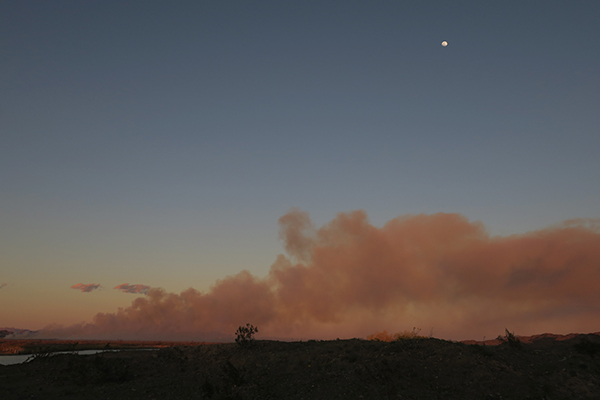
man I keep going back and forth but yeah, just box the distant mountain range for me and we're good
[1,326,599,344]
[0,327,38,338]
[461,331,600,346]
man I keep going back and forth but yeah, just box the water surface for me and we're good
[0,350,112,366]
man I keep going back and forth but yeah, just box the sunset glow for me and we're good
[2,1,599,342]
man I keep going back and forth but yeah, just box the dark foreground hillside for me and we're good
[2,335,600,400]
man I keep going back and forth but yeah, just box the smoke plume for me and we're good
[114,283,151,294]
[71,283,100,293]
[35,210,600,341]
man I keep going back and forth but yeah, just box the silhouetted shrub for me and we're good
[497,328,522,349]
[235,323,258,346]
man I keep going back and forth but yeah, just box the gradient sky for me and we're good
[1,1,599,338]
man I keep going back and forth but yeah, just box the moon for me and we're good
[441,41,448,47]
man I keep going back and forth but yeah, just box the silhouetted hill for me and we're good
[2,333,600,399]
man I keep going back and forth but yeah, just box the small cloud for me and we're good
[71,283,101,293]
[0,283,6,289]
[114,283,150,295]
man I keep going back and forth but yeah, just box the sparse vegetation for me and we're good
[367,327,425,342]
[235,323,258,346]
[496,328,522,349]
[4,334,600,399]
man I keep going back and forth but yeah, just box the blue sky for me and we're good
[1,1,599,332]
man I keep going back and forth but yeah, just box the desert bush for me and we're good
[367,327,425,342]
[235,323,258,346]
[497,328,522,349]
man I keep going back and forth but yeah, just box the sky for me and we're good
[1,1,599,341]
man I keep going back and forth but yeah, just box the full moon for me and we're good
[441,41,448,47]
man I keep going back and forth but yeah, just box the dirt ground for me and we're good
[2,334,600,400]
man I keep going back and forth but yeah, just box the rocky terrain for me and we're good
[2,333,600,399]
